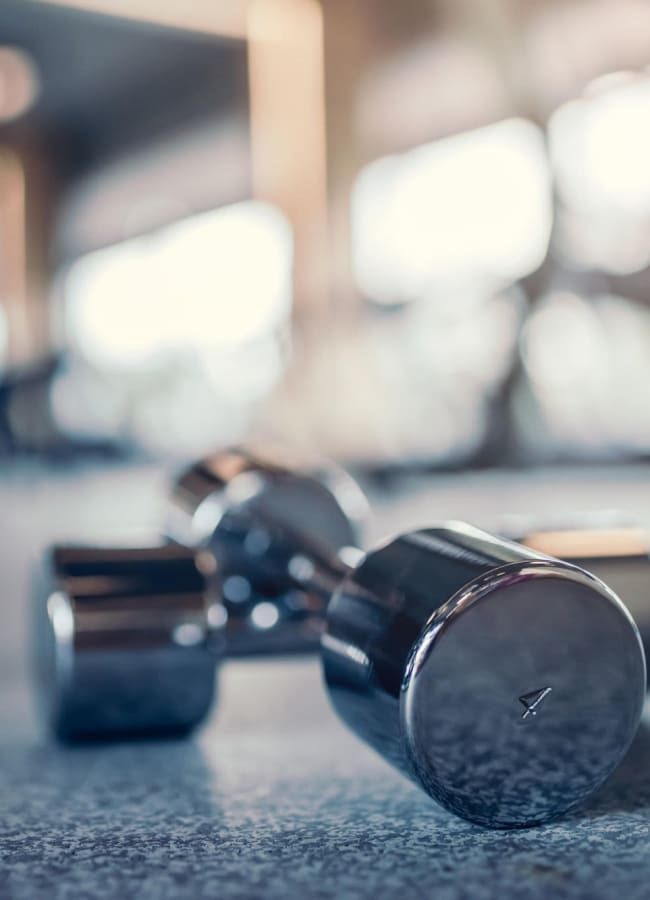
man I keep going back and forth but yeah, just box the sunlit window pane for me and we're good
[549,72,650,273]
[518,291,650,458]
[63,200,293,370]
[352,118,552,305]
[53,201,292,457]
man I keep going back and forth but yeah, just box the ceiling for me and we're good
[0,0,247,177]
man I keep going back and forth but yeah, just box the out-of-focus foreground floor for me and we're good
[1,460,650,900]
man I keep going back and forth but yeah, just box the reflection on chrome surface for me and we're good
[323,524,645,828]
[34,542,217,740]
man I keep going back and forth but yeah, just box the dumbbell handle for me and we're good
[44,529,352,664]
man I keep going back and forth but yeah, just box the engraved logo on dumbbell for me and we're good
[519,686,552,720]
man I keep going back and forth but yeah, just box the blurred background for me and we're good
[3,6,650,887]
[1,0,650,468]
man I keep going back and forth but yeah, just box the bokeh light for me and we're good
[352,118,552,305]
[519,291,650,458]
[63,201,293,370]
[53,201,292,456]
[0,47,39,123]
[550,71,650,273]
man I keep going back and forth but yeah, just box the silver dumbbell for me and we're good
[166,447,367,655]
[33,448,366,740]
[34,451,646,828]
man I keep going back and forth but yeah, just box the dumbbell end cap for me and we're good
[402,560,646,828]
[32,544,220,742]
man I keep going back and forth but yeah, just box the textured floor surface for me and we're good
[2,461,650,900]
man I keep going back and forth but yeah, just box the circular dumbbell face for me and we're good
[324,526,646,829]
[403,565,645,828]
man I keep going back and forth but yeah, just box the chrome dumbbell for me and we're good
[33,542,217,740]
[323,524,644,827]
[34,452,646,828]
[165,447,367,655]
[33,448,365,739]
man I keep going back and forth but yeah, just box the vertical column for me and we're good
[0,147,27,365]
[247,0,329,318]
[0,141,54,366]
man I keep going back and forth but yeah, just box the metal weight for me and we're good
[33,448,365,739]
[322,523,645,827]
[33,453,646,827]
[165,447,366,655]
[33,543,217,740]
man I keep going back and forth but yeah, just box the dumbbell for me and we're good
[34,451,646,828]
[165,448,367,655]
[33,448,366,739]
